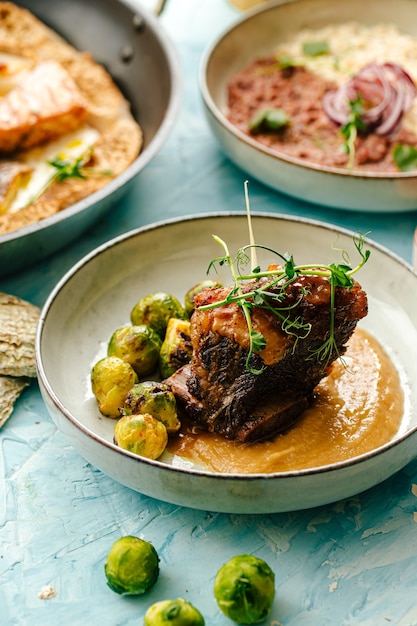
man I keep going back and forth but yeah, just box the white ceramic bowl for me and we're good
[36,214,417,513]
[0,0,181,277]
[200,0,417,212]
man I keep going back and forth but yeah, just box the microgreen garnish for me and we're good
[269,38,330,71]
[302,40,330,57]
[340,95,366,169]
[29,147,112,205]
[258,54,301,75]
[199,187,370,375]
[393,144,417,171]
[249,108,290,134]
[275,54,298,69]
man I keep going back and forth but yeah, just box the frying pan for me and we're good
[0,0,182,277]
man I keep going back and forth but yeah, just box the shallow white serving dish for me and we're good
[36,213,417,513]
[200,0,417,212]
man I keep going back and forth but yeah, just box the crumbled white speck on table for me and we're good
[38,585,57,600]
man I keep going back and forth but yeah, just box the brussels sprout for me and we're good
[130,292,186,339]
[104,535,159,595]
[144,597,205,626]
[91,356,138,418]
[108,325,161,377]
[214,554,275,624]
[184,280,222,317]
[159,318,192,379]
[114,413,168,459]
[123,381,180,434]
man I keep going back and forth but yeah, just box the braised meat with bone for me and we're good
[167,274,368,443]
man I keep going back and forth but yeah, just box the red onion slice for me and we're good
[322,62,417,136]
[322,90,349,124]
[376,80,406,135]
[352,64,392,125]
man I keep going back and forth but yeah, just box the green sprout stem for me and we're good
[244,180,258,272]
[340,95,366,170]
[210,235,265,374]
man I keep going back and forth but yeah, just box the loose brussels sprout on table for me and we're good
[108,325,161,377]
[184,280,222,317]
[214,554,275,624]
[122,381,180,434]
[91,356,138,418]
[114,413,168,459]
[144,597,205,626]
[159,318,192,379]
[131,292,187,339]
[104,536,159,595]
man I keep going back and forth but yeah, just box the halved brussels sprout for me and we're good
[122,381,180,434]
[114,413,168,459]
[130,292,186,339]
[104,535,159,595]
[108,325,161,377]
[91,356,138,418]
[159,318,192,379]
[144,597,205,625]
[184,280,222,317]
[214,554,275,624]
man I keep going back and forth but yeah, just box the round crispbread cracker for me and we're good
[0,291,40,378]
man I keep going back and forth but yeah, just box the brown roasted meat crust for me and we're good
[166,275,368,443]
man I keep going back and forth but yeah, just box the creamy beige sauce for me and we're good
[167,329,404,473]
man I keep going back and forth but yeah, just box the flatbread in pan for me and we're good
[0,1,142,234]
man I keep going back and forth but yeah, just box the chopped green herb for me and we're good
[249,108,290,134]
[263,53,307,74]
[302,40,330,56]
[276,54,297,69]
[269,43,331,73]
[393,144,417,171]
[340,95,366,169]
[28,147,112,205]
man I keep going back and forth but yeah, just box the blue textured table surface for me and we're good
[2,1,417,624]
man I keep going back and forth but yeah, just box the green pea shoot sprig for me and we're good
[29,147,112,205]
[340,95,366,169]
[198,183,370,375]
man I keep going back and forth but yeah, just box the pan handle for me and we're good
[153,0,168,15]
